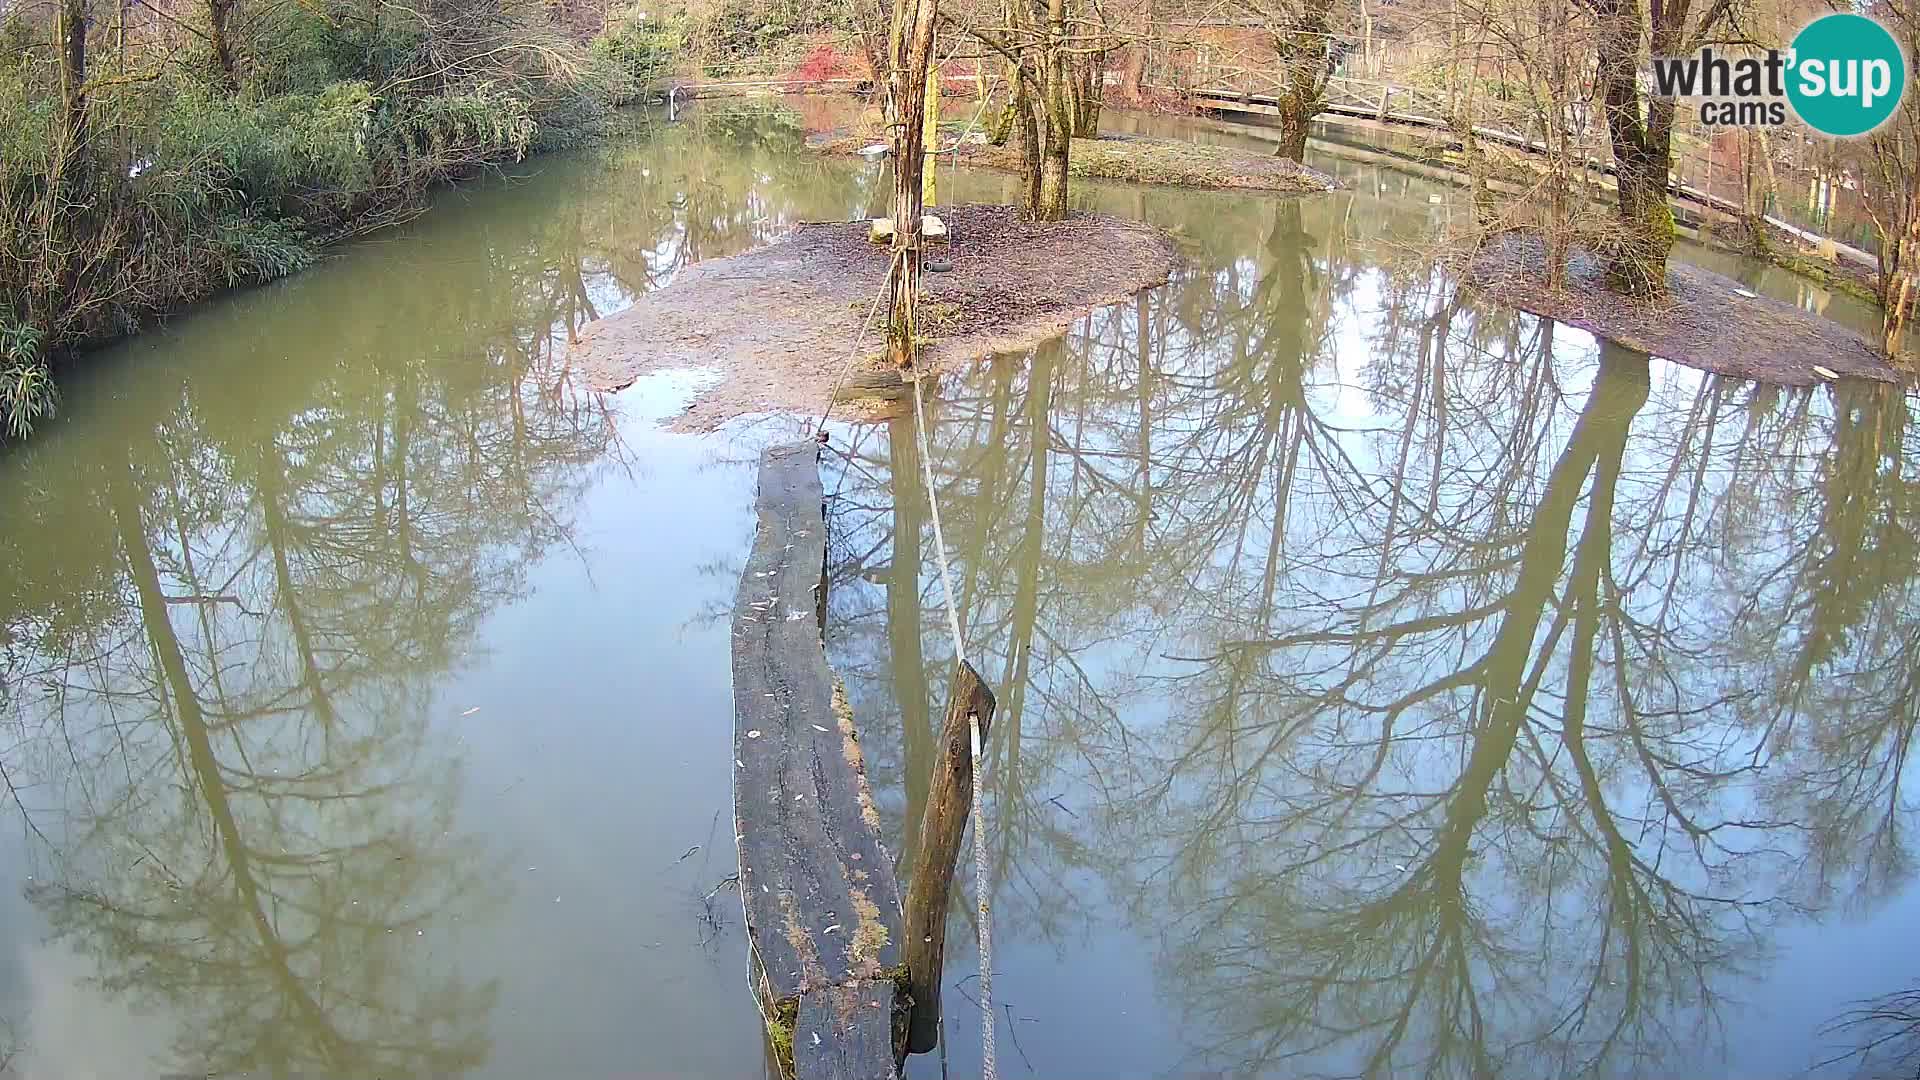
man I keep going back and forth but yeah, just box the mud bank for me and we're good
[572,203,1181,428]
[1466,232,1907,386]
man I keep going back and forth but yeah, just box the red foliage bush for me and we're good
[792,43,851,83]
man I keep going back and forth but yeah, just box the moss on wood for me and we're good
[765,997,800,1078]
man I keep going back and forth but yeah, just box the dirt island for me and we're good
[572,203,1182,429]
[1467,232,1910,386]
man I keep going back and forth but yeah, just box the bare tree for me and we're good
[1820,986,1920,1079]
[1589,0,1738,294]
[1865,0,1919,360]
[948,0,1122,219]
[1250,0,1352,160]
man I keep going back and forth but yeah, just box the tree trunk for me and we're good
[208,0,240,91]
[924,58,940,207]
[1029,0,1073,221]
[1275,108,1311,161]
[1121,46,1145,99]
[1739,128,1773,257]
[41,0,92,345]
[1267,6,1334,163]
[1546,135,1571,289]
[1360,0,1376,75]
[887,0,939,367]
[988,58,1024,145]
[1594,0,1675,295]
[1120,0,1150,98]
[1880,199,1919,359]
[1609,146,1676,295]
[1037,132,1070,219]
[57,0,89,166]
[1072,53,1103,136]
[1015,69,1043,213]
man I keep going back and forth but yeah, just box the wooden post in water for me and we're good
[901,659,996,1054]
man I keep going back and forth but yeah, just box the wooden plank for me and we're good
[833,368,909,402]
[902,660,996,1054]
[733,442,906,1024]
[794,981,901,1080]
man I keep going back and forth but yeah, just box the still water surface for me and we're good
[0,105,1914,1079]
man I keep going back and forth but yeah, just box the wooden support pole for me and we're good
[924,50,940,208]
[901,659,996,1055]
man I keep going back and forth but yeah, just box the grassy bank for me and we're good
[808,125,1339,194]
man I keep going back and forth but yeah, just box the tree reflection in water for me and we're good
[0,280,612,1076]
[0,106,881,1074]
[826,188,1920,1079]
[0,107,1905,1079]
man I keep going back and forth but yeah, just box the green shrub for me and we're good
[687,0,850,76]
[378,85,538,182]
[144,83,376,215]
[209,216,318,286]
[0,0,629,440]
[248,10,427,94]
[592,10,687,96]
[0,322,54,440]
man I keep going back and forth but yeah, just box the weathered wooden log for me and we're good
[795,980,900,1080]
[901,659,997,1054]
[733,441,906,1078]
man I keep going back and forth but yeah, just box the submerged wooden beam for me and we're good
[901,659,996,1054]
[733,441,906,1080]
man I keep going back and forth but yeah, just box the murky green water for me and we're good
[0,104,1914,1079]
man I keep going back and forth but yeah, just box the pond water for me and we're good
[0,103,1914,1080]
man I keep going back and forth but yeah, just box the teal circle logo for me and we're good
[1786,13,1907,137]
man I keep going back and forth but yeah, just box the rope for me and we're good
[969,693,994,1080]
[908,370,995,1080]
[812,125,996,1073]
[909,373,968,669]
[814,249,905,440]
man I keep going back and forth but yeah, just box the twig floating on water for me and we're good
[1004,1003,1034,1073]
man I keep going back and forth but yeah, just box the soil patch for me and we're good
[572,203,1180,428]
[808,129,1339,194]
[1465,232,1907,386]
